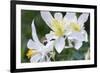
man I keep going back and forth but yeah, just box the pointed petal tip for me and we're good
[54,12,63,20]
[40,11,53,28]
[55,37,65,54]
[74,41,82,50]
[32,19,34,26]
[78,13,89,25]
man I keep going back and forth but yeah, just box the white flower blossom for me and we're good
[41,11,73,53]
[26,20,54,62]
[41,11,89,53]
[64,12,89,49]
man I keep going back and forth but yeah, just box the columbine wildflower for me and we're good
[41,11,73,53]
[64,12,89,49]
[26,20,54,62]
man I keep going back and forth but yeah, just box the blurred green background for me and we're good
[21,10,90,63]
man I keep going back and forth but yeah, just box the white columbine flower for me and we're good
[64,12,89,49]
[41,11,73,54]
[26,20,54,62]
[41,11,89,53]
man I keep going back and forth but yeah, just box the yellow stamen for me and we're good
[70,22,81,32]
[51,19,64,37]
[26,49,38,59]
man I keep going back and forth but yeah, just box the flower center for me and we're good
[70,22,81,32]
[51,19,64,37]
[26,49,38,59]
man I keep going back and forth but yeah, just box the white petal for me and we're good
[64,30,72,37]
[39,54,51,62]
[39,55,50,62]
[54,13,63,20]
[45,41,54,52]
[78,13,89,27]
[74,40,83,50]
[39,41,54,55]
[30,54,41,62]
[40,11,53,28]
[45,32,54,41]
[68,32,84,42]
[39,58,45,62]
[55,37,65,53]
[45,31,58,41]
[31,20,40,43]
[81,30,88,42]
[64,12,77,23]
[27,39,43,51]
[84,31,88,42]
